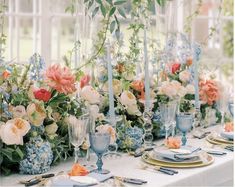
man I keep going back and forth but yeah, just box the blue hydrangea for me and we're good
[19,136,53,174]
[28,53,45,81]
[117,125,143,151]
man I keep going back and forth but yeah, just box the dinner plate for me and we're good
[220,131,234,140]
[149,151,202,164]
[206,135,233,145]
[142,152,214,168]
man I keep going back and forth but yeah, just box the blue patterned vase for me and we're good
[19,136,53,174]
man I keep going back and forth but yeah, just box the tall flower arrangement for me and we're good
[0,56,89,175]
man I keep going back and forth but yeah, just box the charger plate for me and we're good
[206,135,233,145]
[142,152,214,168]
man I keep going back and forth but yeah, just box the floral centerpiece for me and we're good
[0,55,88,175]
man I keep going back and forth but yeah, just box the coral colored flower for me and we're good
[224,122,234,132]
[166,137,181,149]
[68,163,89,176]
[80,75,90,89]
[45,64,76,94]
[171,63,181,74]
[199,80,220,105]
[131,80,145,92]
[33,88,52,102]
[2,70,10,79]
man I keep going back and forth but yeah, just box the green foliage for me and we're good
[0,141,25,175]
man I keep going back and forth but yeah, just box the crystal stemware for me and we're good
[104,115,122,158]
[68,113,89,163]
[159,101,177,139]
[216,92,228,126]
[89,132,111,174]
[176,113,193,145]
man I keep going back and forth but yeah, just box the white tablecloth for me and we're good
[0,125,234,187]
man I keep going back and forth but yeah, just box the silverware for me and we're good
[134,147,154,157]
[114,176,147,185]
[19,173,55,186]
[139,163,178,176]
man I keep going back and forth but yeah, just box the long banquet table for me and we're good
[0,125,234,187]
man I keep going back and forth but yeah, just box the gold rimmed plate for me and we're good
[142,152,214,168]
[206,135,233,145]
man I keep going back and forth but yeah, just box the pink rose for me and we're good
[166,137,181,149]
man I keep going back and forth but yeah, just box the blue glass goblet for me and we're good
[228,103,234,117]
[176,113,193,146]
[89,132,111,174]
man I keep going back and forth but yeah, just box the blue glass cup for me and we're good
[176,113,193,146]
[228,103,234,117]
[89,132,111,174]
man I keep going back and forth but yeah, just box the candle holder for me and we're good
[142,106,154,148]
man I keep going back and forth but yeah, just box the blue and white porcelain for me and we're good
[19,136,53,174]
[176,113,193,146]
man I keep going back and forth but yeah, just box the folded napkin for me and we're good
[220,131,234,140]
[153,146,201,162]
[51,173,113,187]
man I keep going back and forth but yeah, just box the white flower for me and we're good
[0,118,30,145]
[179,70,191,82]
[80,85,101,104]
[27,103,46,126]
[177,86,187,98]
[186,84,195,94]
[12,105,26,118]
[45,123,58,135]
[126,104,142,116]
[158,81,177,98]
[103,79,122,96]
[123,71,135,81]
[120,91,137,106]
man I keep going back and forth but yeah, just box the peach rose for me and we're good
[80,85,101,104]
[120,91,137,106]
[0,118,30,145]
[224,122,234,132]
[103,79,122,96]
[199,80,220,105]
[166,137,181,149]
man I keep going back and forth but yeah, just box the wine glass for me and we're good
[89,132,111,174]
[176,113,193,145]
[104,115,122,158]
[68,113,89,163]
[159,101,177,139]
[216,91,228,126]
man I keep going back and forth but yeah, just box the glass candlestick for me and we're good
[143,107,154,148]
